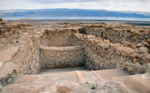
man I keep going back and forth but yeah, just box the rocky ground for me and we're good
[0,18,150,93]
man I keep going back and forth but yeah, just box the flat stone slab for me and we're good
[0,47,18,62]
[94,69,128,82]
[0,62,18,79]
[2,82,79,93]
[81,71,100,84]
[0,62,4,68]
[124,74,150,93]
[114,74,150,93]
[11,73,78,84]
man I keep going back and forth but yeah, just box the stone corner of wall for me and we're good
[0,62,19,86]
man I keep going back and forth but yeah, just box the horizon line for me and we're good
[0,8,150,13]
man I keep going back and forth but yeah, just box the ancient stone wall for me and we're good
[0,19,35,46]
[40,29,85,69]
[40,29,77,46]
[0,62,19,86]
[0,18,42,86]
[11,36,41,74]
[74,33,150,74]
[81,24,150,53]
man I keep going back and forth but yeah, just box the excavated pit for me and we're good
[40,29,85,69]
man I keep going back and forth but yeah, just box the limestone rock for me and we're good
[0,46,18,62]
[6,77,12,83]
[146,38,150,43]
[0,62,3,68]
[132,36,138,41]
[138,47,148,54]
[124,74,150,93]
[122,63,145,74]
[137,43,144,48]
[0,62,19,86]
[103,39,110,43]
[0,62,19,79]
[130,53,141,60]
[123,41,131,47]
[57,86,72,93]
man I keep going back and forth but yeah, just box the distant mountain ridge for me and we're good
[0,8,150,18]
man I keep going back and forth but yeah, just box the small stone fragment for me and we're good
[123,41,131,47]
[6,77,12,83]
[138,47,148,54]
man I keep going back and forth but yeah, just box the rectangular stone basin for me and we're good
[40,45,85,69]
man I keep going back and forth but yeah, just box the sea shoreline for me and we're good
[7,20,150,26]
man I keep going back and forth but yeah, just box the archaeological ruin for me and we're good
[0,17,150,93]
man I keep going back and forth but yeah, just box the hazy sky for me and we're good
[0,0,150,12]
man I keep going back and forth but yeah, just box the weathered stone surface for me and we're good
[0,62,3,68]
[82,24,150,44]
[0,62,18,79]
[138,47,148,54]
[103,39,110,43]
[146,38,150,43]
[57,86,72,93]
[0,47,18,62]
[124,74,150,93]
[2,68,122,93]
[114,74,150,93]
[6,77,12,83]
[115,45,135,56]
[13,37,41,74]
[40,29,77,46]
[123,41,131,47]
[0,62,19,86]
[123,63,145,74]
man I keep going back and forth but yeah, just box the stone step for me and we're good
[40,66,86,74]
[40,45,85,69]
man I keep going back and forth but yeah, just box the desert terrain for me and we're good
[0,18,150,93]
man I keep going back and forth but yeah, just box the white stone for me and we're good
[138,47,148,54]
[6,77,12,83]
[0,62,3,68]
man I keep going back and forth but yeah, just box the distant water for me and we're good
[2,17,150,21]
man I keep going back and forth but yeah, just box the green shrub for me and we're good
[91,86,96,90]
